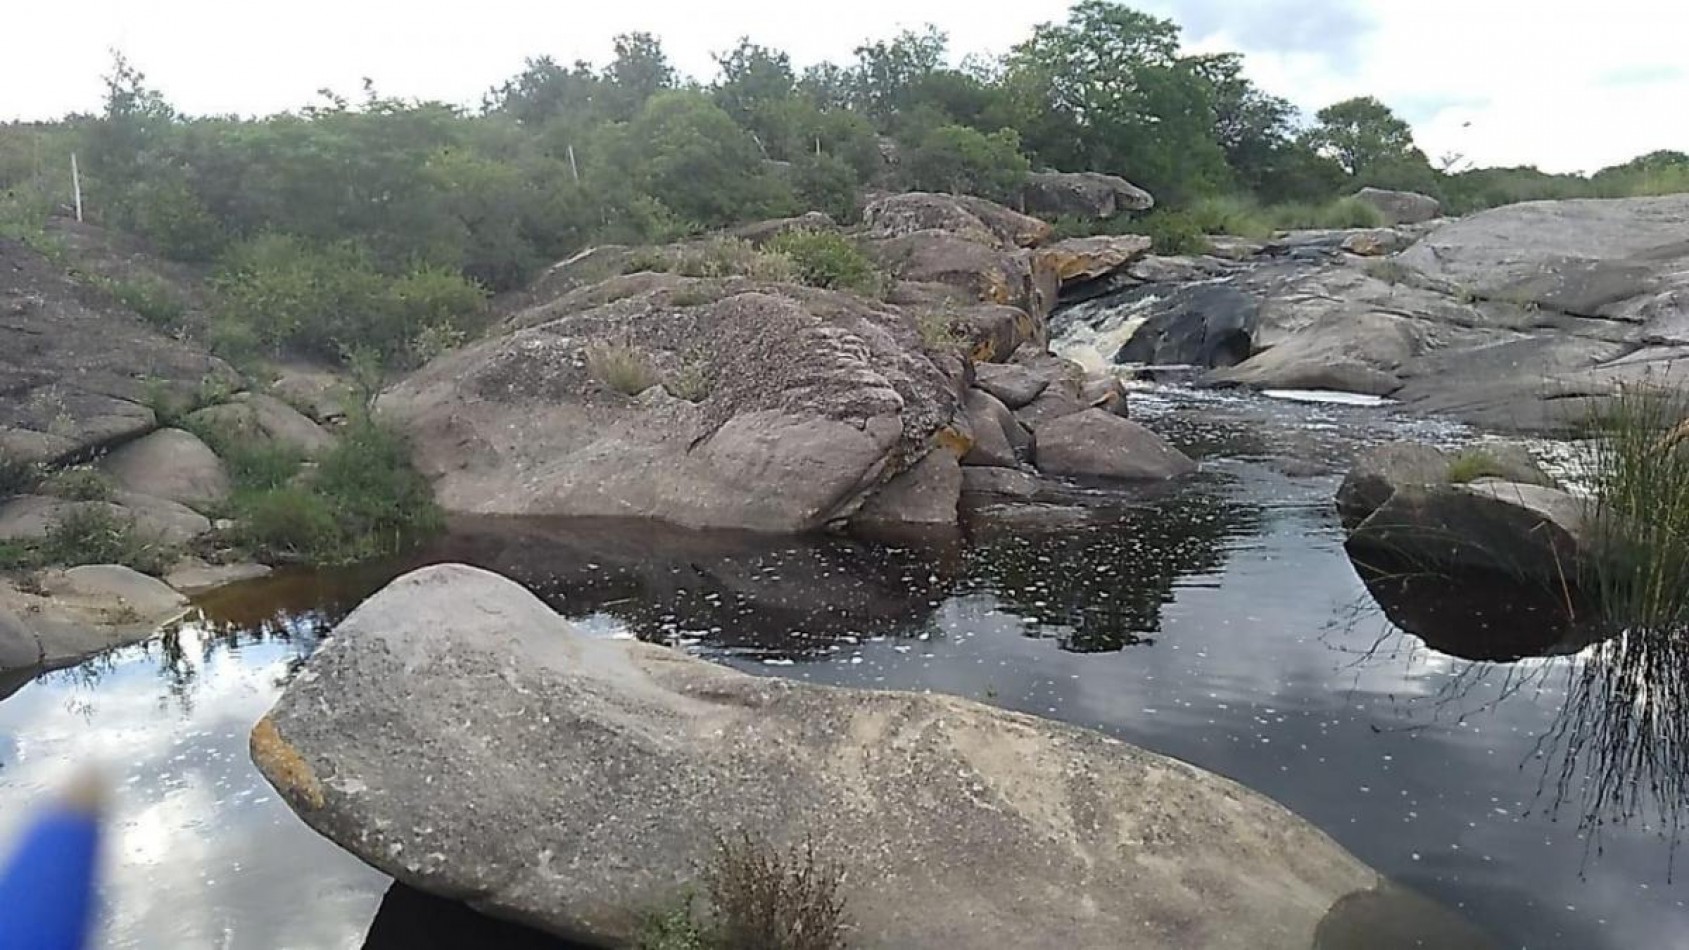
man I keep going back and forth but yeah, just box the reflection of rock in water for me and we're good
[1350,550,1689,847]
[1348,553,1600,662]
[963,483,1262,653]
[1313,880,1500,950]
[363,884,583,950]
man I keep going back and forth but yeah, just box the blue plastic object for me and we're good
[0,803,101,950]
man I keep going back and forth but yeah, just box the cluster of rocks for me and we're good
[1058,189,1689,433]
[381,189,1196,536]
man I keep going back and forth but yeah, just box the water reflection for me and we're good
[2,452,1687,948]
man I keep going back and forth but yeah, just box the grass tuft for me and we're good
[587,343,662,396]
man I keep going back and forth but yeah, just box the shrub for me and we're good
[915,306,965,348]
[1,451,38,498]
[707,834,847,950]
[91,274,188,331]
[1266,197,1386,231]
[670,237,795,282]
[1184,195,1273,239]
[1445,450,1509,484]
[764,230,880,294]
[1127,211,1211,256]
[42,466,116,501]
[903,124,1030,204]
[587,343,662,395]
[228,420,440,564]
[40,506,175,575]
[790,153,861,224]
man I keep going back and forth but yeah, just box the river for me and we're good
[1,387,1684,949]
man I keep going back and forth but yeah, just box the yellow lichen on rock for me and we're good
[251,716,326,810]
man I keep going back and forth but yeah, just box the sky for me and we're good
[2,0,1684,175]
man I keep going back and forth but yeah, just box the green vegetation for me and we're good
[666,361,714,402]
[633,834,848,950]
[1446,450,1510,484]
[1,9,1684,384]
[84,273,188,332]
[0,506,175,576]
[1364,259,1410,285]
[221,420,441,564]
[665,238,795,282]
[915,306,966,348]
[1580,389,1689,629]
[41,466,116,501]
[1126,211,1210,256]
[764,230,882,294]
[0,451,37,498]
[587,343,662,396]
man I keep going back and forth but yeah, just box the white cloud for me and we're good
[1,0,1682,174]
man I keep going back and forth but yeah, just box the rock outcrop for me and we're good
[98,428,231,512]
[1021,171,1154,221]
[185,392,336,459]
[1,565,189,677]
[1,238,239,465]
[252,563,1456,950]
[1054,195,1689,431]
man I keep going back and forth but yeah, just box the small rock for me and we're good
[165,559,274,595]
[186,393,335,459]
[974,363,1051,410]
[961,390,1025,468]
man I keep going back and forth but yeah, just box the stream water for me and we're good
[1,388,1686,949]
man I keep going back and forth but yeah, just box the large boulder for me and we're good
[1114,284,1260,368]
[973,362,1051,410]
[252,564,1433,950]
[1034,409,1196,480]
[0,238,239,465]
[1021,171,1155,221]
[1346,481,1590,583]
[378,281,958,532]
[185,392,336,459]
[863,192,1051,249]
[1336,441,1555,530]
[98,428,230,512]
[1352,188,1441,226]
[960,389,1027,468]
[1205,311,1425,396]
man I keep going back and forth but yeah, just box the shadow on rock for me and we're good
[363,884,588,950]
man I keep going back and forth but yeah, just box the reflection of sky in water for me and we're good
[0,399,1686,948]
[0,622,386,949]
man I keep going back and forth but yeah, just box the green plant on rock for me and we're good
[666,360,713,402]
[914,305,965,349]
[42,466,116,502]
[707,833,847,950]
[87,274,188,332]
[1445,450,1510,484]
[588,342,663,396]
[1127,211,1211,257]
[1580,387,1689,629]
[1,451,39,499]
[634,892,711,950]
[671,237,796,282]
[764,230,882,295]
[1364,259,1410,286]
[40,506,174,575]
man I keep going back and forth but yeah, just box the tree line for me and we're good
[1,0,1685,369]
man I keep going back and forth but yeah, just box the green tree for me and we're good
[903,125,1030,203]
[485,56,603,126]
[849,27,949,124]
[624,91,794,228]
[1306,96,1420,178]
[602,33,677,121]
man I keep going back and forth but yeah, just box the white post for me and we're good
[566,144,580,184]
[70,153,84,222]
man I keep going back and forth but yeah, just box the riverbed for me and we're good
[1,388,1685,949]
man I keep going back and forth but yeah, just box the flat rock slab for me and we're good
[164,559,274,595]
[0,565,187,675]
[253,564,1439,950]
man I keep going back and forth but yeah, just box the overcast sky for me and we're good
[3,0,1683,175]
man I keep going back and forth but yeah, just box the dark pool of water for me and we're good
[2,391,1686,949]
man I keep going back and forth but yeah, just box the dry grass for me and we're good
[587,342,662,396]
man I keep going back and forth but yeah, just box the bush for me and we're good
[1127,211,1211,256]
[227,419,440,564]
[587,343,662,396]
[42,467,116,502]
[903,124,1030,204]
[1266,197,1385,231]
[89,274,188,332]
[1183,195,1273,239]
[764,230,880,294]
[668,237,795,282]
[790,153,861,224]
[707,834,847,950]
[39,506,175,575]
[1,451,38,498]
